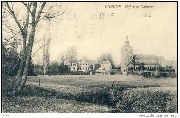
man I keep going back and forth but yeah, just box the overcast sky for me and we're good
[32,2,177,65]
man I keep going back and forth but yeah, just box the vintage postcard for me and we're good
[1,1,178,117]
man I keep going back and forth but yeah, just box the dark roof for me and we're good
[102,60,111,64]
[134,54,158,60]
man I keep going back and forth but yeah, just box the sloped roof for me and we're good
[166,60,177,67]
[102,60,111,64]
[77,59,95,64]
[134,54,158,60]
[157,56,165,61]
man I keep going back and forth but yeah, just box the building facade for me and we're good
[96,60,112,75]
[70,59,95,72]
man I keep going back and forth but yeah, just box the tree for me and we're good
[94,64,101,70]
[125,55,144,73]
[2,40,20,77]
[48,61,70,75]
[58,65,70,74]
[60,47,77,65]
[3,2,65,94]
[129,55,138,71]
[5,2,47,94]
[60,54,66,65]
[48,61,59,75]
[27,57,34,76]
[42,3,66,75]
[66,47,77,64]
[98,53,114,65]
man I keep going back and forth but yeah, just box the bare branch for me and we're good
[56,6,67,17]
[44,5,67,21]
[22,2,30,39]
[6,2,25,38]
[22,2,32,14]
[3,23,20,40]
[32,44,44,57]
[35,2,46,25]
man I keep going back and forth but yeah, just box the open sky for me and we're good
[33,2,177,65]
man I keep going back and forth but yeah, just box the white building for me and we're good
[96,60,112,75]
[70,59,95,72]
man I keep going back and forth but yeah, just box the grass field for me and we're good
[2,75,177,113]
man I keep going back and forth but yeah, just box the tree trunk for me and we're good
[15,27,36,94]
[14,52,26,88]
[15,3,37,94]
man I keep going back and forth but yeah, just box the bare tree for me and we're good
[60,47,77,65]
[60,53,66,65]
[4,2,47,94]
[2,2,69,95]
[124,55,138,71]
[66,47,77,64]
[98,53,114,65]
[34,2,67,75]
[3,2,67,94]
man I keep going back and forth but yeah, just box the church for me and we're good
[121,37,176,75]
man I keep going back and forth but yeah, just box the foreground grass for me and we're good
[2,85,111,113]
[115,89,177,113]
[2,75,177,113]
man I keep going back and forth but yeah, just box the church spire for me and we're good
[125,36,129,44]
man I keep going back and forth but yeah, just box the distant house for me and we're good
[96,60,112,75]
[77,60,94,72]
[70,59,95,72]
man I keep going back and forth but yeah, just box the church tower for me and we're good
[121,36,133,74]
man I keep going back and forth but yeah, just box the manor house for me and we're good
[70,59,112,75]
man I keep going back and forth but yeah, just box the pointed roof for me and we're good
[121,36,133,50]
[125,36,129,44]
[102,60,111,64]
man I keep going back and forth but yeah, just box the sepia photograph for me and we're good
[1,1,177,114]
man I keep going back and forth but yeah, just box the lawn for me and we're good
[2,75,177,113]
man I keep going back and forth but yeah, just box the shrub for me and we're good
[115,90,177,113]
[2,75,16,97]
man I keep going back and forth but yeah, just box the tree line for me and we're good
[33,46,116,75]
